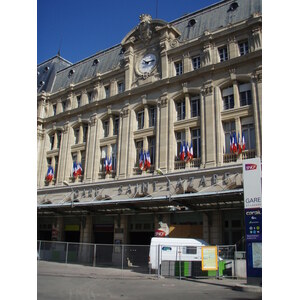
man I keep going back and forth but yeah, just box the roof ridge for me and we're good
[37,55,72,67]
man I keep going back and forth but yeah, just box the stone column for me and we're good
[233,80,240,109]
[124,45,134,91]
[81,89,88,106]
[183,83,190,119]
[228,36,237,59]
[37,127,45,187]
[251,27,262,52]
[60,122,72,181]
[167,95,175,172]
[160,40,169,79]
[67,91,74,110]
[79,216,93,261]
[203,84,216,167]
[118,106,130,179]
[251,77,261,157]
[200,91,206,167]
[155,102,160,171]
[109,115,113,137]
[183,53,191,73]
[214,87,222,166]
[85,115,97,183]
[56,99,63,114]
[157,94,168,172]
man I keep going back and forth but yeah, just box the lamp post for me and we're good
[63,181,75,206]
[155,168,176,200]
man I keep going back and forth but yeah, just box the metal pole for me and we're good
[179,246,181,280]
[217,245,219,279]
[93,244,96,267]
[38,240,41,261]
[122,244,124,276]
[234,244,237,278]
[65,242,69,264]
[157,245,160,278]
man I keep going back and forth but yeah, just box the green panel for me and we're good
[175,261,191,276]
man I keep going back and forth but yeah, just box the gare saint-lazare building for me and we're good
[37,0,262,249]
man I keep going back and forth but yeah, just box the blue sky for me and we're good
[37,0,217,64]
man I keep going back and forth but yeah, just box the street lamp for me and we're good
[62,181,75,206]
[155,168,176,200]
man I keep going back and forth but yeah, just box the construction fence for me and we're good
[37,240,246,279]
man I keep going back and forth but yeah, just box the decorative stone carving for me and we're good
[138,14,153,44]
[170,39,179,48]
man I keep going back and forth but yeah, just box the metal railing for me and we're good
[38,241,244,279]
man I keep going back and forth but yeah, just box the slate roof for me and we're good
[37,56,72,94]
[38,0,262,95]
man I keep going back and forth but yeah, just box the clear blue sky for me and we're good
[38,0,218,64]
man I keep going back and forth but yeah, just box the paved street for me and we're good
[37,261,261,300]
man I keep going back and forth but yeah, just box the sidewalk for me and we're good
[38,260,261,293]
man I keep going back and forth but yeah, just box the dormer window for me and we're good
[188,19,196,27]
[228,2,239,12]
[93,58,99,66]
[68,69,75,77]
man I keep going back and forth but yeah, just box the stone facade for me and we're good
[37,0,262,248]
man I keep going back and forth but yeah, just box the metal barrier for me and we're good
[37,241,243,279]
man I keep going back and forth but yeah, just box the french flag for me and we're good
[230,134,232,153]
[190,143,193,160]
[186,142,190,161]
[105,156,109,174]
[108,157,112,172]
[242,132,246,151]
[72,161,78,178]
[180,142,185,161]
[146,151,151,169]
[232,133,237,153]
[139,151,144,170]
[77,163,83,176]
[46,166,54,182]
[238,133,242,154]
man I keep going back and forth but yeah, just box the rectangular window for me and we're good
[74,128,80,144]
[103,120,109,138]
[192,56,201,70]
[222,87,234,110]
[242,123,256,150]
[76,95,81,108]
[223,121,236,153]
[174,61,183,76]
[105,86,110,98]
[87,92,92,103]
[47,157,52,167]
[135,140,143,167]
[239,83,252,106]
[137,110,144,130]
[175,131,185,159]
[183,246,197,255]
[149,107,156,127]
[118,82,124,94]
[100,146,107,172]
[148,136,156,166]
[81,151,85,175]
[191,96,200,117]
[62,101,67,112]
[176,101,185,121]
[111,143,117,171]
[113,116,119,136]
[54,156,59,180]
[53,104,56,116]
[57,132,62,149]
[239,41,249,56]
[83,125,88,143]
[50,134,55,150]
[191,128,201,159]
[218,46,228,62]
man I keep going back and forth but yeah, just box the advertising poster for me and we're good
[245,208,262,241]
[201,246,218,270]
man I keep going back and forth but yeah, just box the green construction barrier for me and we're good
[175,261,191,277]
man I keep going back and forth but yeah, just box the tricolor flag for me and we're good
[230,134,233,153]
[189,143,194,160]
[180,142,185,161]
[108,157,112,173]
[186,142,190,161]
[238,133,242,154]
[242,132,246,151]
[72,161,78,178]
[105,156,109,174]
[46,166,54,182]
[146,151,151,169]
[232,132,237,153]
[77,163,83,176]
[139,151,144,170]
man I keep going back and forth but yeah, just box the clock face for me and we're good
[138,53,157,74]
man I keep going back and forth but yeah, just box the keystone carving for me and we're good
[139,14,153,44]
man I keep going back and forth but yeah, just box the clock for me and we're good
[138,53,157,74]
